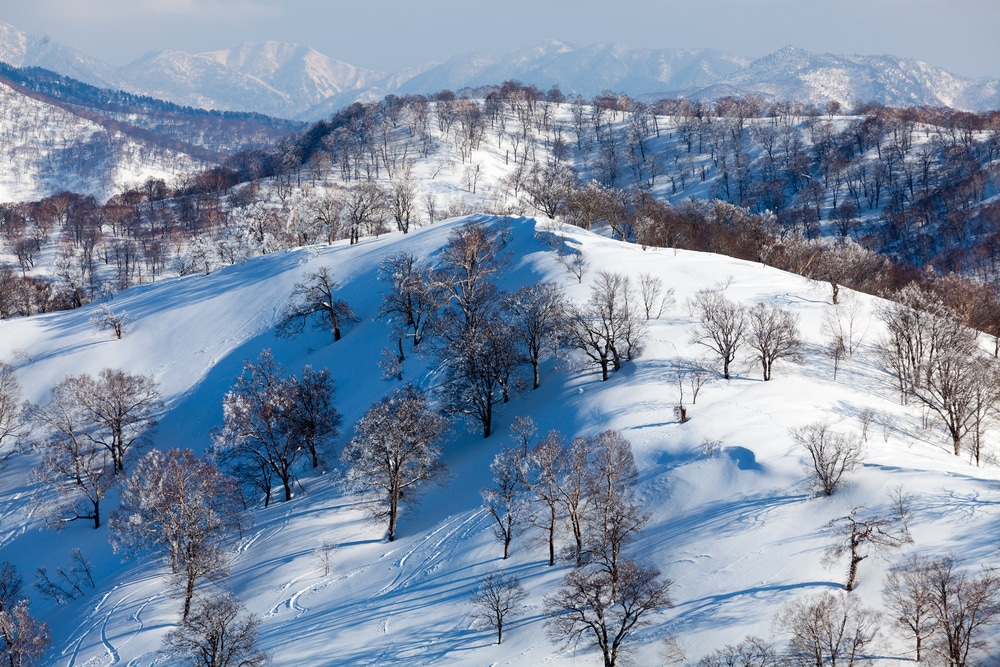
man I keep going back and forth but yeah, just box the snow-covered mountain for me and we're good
[3,215,1000,665]
[120,41,387,119]
[2,20,997,121]
[694,45,1000,112]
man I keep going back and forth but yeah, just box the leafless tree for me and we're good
[277,266,358,342]
[109,449,245,619]
[825,500,911,591]
[791,422,863,495]
[378,251,442,353]
[524,429,567,567]
[482,445,529,559]
[0,562,22,613]
[690,290,746,380]
[568,272,645,381]
[286,366,341,470]
[777,591,880,667]
[343,181,388,244]
[0,598,50,667]
[162,593,271,667]
[585,430,647,575]
[545,558,672,667]
[28,369,161,477]
[883,555,937,662]
[746,303,802,381]
[924,556,1000,667]
[638,272,673,320]
[89,303,130,340]
[696,635,779,667]
[388,179,417,233]
[212,351,312,506]
[470,571,527,645]
[0,363,28,470]
[433,219,508,335]
[503,282,567,390]
[341,384,448,541]
[441,318,518,438]
[524,163,576,218]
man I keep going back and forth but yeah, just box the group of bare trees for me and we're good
[475,418,672,666]
[689,290,802,381]
[876,283,1000,462]
[211,350,341,506]
[2,362,268,666]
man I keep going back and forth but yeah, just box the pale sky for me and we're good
[3,0,998,79]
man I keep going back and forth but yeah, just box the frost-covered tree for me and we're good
[277,266,358,342]
[568,272,645,381]
[777,591,880,667]
[0,598,50,667]
[28,368,161,476]
[341,384,448,541]
[791,422,863,496]
[213,351,337,505]
[378,251,442,352]
[545,558,672,667]
[482,445,529,559]
[503,281,567,390]
[0,363,28,470]
[109,449,245,619]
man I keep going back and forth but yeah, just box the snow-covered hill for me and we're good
[2,215,999,665]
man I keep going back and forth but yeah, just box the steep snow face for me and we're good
[0,20,124,90]
[3,215,999,666]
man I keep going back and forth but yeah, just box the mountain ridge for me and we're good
[1,20,997,120]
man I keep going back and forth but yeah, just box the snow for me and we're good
[2,214,999,665]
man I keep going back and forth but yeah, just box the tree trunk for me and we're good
[548,505,556,566]
[282,476,293,502]
[952,433,962,456]
[532,360,540,390]
[183,570,195,620]
[600,359,609,381]
[388,492,399,541]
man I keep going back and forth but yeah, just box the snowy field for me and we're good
[2,215,998,665]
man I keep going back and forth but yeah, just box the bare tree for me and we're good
[524,428,567,567]
[883,555,937,662]
[162,593,271,667]
[343,181,387,244]
[791,422,863,496]
[482,445,529,559]
[388,179,417,233]
[212,351,309,506]
[277,266,358,342]
[89,303,130,340]
[777,591,880,667]
[470,571,527,645]
[825,502,911,591]
[545,558,672,667]
[28,369,161,477]
[696,635,778,667]
[109,449,245,619]
[0,363,27,470]
[585,430,647,575]
[378,252,442,352]
[286,366,341,470]
[568,272,645,381]
[924,556,1000,667]
[503,282,567,390]
[433,219,508,335]
[0,563,22,613]
[746,303,802,381]
[0,599,50,667]
[690,290,746,380]
[341,384,448,541]
[638,272,673,320]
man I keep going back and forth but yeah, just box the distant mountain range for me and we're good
[1,21,997,120]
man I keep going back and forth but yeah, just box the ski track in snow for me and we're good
[63,578,163,667]
[372,508,488,600]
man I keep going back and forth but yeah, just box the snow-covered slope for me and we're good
[2,215,999,665]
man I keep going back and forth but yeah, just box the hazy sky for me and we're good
[3,0,998,79]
